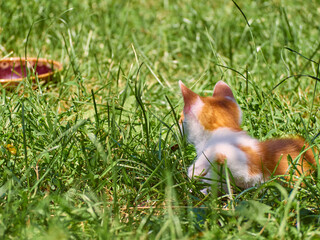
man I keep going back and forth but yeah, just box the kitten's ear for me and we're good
[179,81,199,113]
[213,81,235,101]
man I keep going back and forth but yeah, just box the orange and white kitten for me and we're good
[179,80,316,194]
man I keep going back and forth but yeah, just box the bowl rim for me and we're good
[0,57,63,84]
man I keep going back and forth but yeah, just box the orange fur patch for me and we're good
[198,96,241,131]
[238,145,263,176]
[179,111,184,125]
[260,138,315,177]
[240,138,316,178]
[216,153,227,165]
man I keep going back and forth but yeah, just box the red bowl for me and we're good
[0,57,63,86]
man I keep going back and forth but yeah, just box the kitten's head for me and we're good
[179,81,241,143]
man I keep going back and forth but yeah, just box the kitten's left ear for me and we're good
[179,81,199,114]
[213,81,235,101]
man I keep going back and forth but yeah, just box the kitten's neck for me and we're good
[194,133,212,156]
[193,127,244,156]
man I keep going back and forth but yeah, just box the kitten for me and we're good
[179,80,316,194]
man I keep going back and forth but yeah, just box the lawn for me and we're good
[0,0,320,239]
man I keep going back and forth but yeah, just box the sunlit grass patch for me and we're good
[0,0,320,239]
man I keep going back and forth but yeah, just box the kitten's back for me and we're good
[241,137,316,179]
[259,138,316,177]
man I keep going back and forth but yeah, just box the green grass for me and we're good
[1,0,320,239]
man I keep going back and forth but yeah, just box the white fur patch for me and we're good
[188,128,263,191]
[182,97,212,151]
[189,96,204,115]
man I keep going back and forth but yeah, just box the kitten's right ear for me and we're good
[179,81,199,114]
[213,81,235,101]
